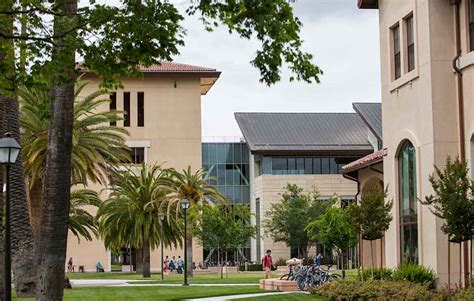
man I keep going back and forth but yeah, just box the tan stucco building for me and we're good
[235,109,382,262]
[357,0,474,286]
[66,62,220,272]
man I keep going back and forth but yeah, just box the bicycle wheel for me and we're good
[280,273,290,280]
[295,275,306,291]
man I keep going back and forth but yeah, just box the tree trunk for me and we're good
[135,247,143,274]
[142,244,150,278]
[186,221,193,277]
[0,97,5,299]
[448,239,451,288]
[0,0,37,296]
[28,180,43,243]
[35,1,77,299]
[370,240,374,278]
[218,248,222,279]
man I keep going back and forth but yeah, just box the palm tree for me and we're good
[98,164,183,278]
[69,188,101,243]
[163,167,228,276]
[19,82,129,241]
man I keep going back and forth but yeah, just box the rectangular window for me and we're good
[321,158,330,174]
[123,92,130,127]
[110,92,117,126]
[288,158,296,174]
[329,158,339,174]
[304,158,313,174]
[272,157,288,175]
[296,158,305,174]
[137,92,144,127]
[313,158,321,174]
[392,23,401,79]
[406,15,415,72]
[128,147,145,164]
[470,0,474,51]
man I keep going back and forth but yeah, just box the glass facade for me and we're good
[258,156,360,176]
[398,141,418,264]
[202,142,250,204]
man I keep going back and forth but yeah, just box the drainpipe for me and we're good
[452,0,469,288]
[342,172,361,269]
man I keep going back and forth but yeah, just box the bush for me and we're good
[275,258,287,266]
[238,263,276,272]
[314,280,443,300]
[358,267,393,281]
[393,264,437,288]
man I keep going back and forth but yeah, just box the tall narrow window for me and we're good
[123,92,130,127]
[137,92,144,127]
[110,92,117,126]
[406,15,415,72]
[470,0,474,51]
[392,24,401,79]
[399,141,418,264]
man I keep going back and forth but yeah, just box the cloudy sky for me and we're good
[169,0,381,139]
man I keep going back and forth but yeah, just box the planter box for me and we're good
[259,278,298,292]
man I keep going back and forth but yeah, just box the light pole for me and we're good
[0,134,21,301]
[159,212,165,281]
[181,198,190,287]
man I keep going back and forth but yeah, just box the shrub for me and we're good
[238,263,277,272]
[314,280,443,300]
[275,258,287,266]
[393,264,437,288]
[358,267,393,281]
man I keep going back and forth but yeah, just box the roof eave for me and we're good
[340,157,383,174]
[357,0,378,9]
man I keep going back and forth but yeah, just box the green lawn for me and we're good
[68,271,278,284]
[14,285,265,301]
[237,293,326,300]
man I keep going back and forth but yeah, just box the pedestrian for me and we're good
[96,261,104,272]
[316,253,323,267]
[164,255,170,272]
[177,256,184,274]
[67,257,74,273]
[169,256,176,272]
[261,249,273,279]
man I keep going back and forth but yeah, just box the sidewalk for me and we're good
[70,279,258,287]
[188,291,303,300]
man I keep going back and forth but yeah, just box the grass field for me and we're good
[13,285,265,301]
[67,271,278,284]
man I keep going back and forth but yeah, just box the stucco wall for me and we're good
[378,0,462,284]
[251,174,358,261]
[65,73,204,272]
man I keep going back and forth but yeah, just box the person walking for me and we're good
[67,257,74,272]
[169,256,176,272]
[177,256,184,274]
[316,253,323,267]
[261,249,273,279]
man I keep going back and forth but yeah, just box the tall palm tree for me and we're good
[98,164,183,278]
[69,188,101,243]
[19,82,129,241]
[163,167,228,276]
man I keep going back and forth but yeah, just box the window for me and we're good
[123,92,130,127]
[392,23,401,79]
[137,92,144,127]
[406,15,415,72]
[398,141,418,264]
[110,92,117,126]
[129,147,145,164]
[272,158,288,174]
[470,0,474,51]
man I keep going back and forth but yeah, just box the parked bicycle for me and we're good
[294,265,341,291]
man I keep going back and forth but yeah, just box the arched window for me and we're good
[399,141,418,263]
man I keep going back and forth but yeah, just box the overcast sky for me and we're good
[169,0,381,138]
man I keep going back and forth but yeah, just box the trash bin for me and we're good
[79,266,85,273]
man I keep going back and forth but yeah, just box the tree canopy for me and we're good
[263,183,332,258]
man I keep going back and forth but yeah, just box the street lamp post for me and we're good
[0,134,21,301]
[159,212,165,281]
[181,199,190,287]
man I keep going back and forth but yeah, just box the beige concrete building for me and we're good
[358,0,474,285]
[66,62,220,272]
[235,109,382,262]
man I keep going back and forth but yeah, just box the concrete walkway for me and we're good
[188,291,302,300]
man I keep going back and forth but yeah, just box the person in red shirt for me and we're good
[262,249,273,279]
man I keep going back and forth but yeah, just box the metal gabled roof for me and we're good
[234,112,374,154]
[352,102,382,141]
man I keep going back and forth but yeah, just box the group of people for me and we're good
[261,250,324,279]
[67,257,104,272]
[163,255,184,274]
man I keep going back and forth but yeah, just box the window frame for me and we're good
[109,92,117,126]
[405,14,415,72]
[137,91,144,127]
[123,92,131,127]
[392,23,401,80]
